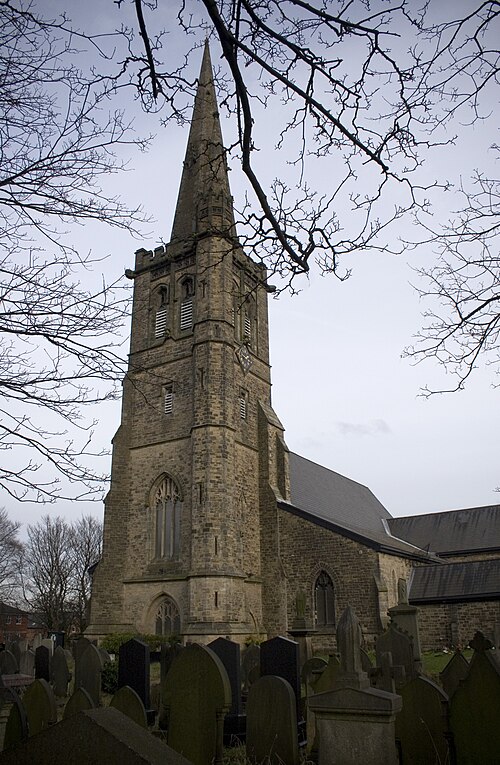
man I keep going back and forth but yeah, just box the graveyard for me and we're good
[1,590,500,764]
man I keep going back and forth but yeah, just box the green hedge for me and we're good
[101,631,180,654]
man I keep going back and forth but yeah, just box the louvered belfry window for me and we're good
[154,476,182,560]
[244,313,251,341]
[164,385,174,415]
[180,299,193,331]
[155,308,168,338]
[239,390,247,419]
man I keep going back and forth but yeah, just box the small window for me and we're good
[243,313,251,341]
[239,389,248,420]
[15,616,22,625]
[180,299,193,331]
[164,384,174,415]
[6,616,11,625]
[155,308,168,338]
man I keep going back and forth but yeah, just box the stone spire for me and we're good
[170,41,235,244]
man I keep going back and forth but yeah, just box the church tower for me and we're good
[87,44,286,643]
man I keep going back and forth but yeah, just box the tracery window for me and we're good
[314,571,336,627]
[153,476,182,560]
[155,597,181,636]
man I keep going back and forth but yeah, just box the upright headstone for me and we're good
[313,654,340,693]
[73,635,92,691]
[41,638,54,657]
[247,675,299,765]
[9,640,21,669]
[34,645,50,681]
[162,643,231,765]
[22,678,57,736]
[118,638,151,710]
[78,643,103,706]
[3,688,29,750]
[63,686,95,719]
[260,636,300,712]
[396,675,450,765]
[32,633,42,651]
[111,685,148,728]
[440,650,469,699]
[450,631,500,764]
[160,643,184,686]
[208,637,242,716]
[0,649,18,675]
[51,645,71,697]
[387,578,423,673]
[19,648,35,677]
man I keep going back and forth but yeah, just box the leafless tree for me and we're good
[68,515,103,634]
[0,1,152,502]
[21,513,102,633]
[0,508,23,604]
[118,0,499,389]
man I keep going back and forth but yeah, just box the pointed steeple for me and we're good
[170,42,235,244]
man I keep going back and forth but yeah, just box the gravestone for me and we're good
[247,675,299,765]
[302,656,328,695]
[0,707,193,765]
[440,650,469,699]
[73,635,92,690]
[0,649,18,675]
[396,675,450,765]
[450,631,500,764]
[208,637,242,715]
[3,688,29,750]
[309,606,402,765]
[118,638,150,710]
[41,638,54,657]
[34,645,50,681]
[241,643,260,694]
[22,678,57,736]
[51,645,71,697]
[111,685,148,728]
[387,578,423,674]
[63,686,95,719]
[78,643,103,706]
[260,636,300,713]
[32,634,42,651]
[160,643,184,686]
[19,648,35,677]
[162,643,231,765]
[313,654,340,693]
[10,640,21,669]
[376,622,416,688]
[98,647,111,665]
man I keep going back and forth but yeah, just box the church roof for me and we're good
[282,453,434,560]
[170,41,235,244]
[388,504,500,556]
[409,559,500,602]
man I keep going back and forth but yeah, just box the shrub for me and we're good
[101,660,119,694]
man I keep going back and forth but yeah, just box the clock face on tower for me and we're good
[237,343,252,374]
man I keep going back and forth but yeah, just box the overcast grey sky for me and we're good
[7,0,499,531]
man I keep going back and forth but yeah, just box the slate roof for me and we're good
[388,505,500,556]
[281,453,434,560]
[409,559,500,602]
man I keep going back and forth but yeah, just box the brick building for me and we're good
[87,45,500,650]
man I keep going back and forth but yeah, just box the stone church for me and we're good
[87,44,500,651]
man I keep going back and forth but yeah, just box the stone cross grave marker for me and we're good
[162,643,231,765]
[247,675,299,765]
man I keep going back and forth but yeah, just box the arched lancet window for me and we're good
[315,571,336,627]
[154,284,170,338]
[153,476,182,560]
[155,597,181,636]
